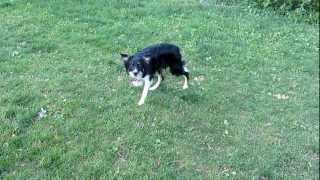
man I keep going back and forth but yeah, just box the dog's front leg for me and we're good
[138,75,151,106]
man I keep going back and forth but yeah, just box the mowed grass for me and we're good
[0,0,319,179]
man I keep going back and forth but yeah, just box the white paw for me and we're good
[138,101,144,106]
[183,84,188,90]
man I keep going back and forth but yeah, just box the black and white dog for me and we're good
[120,43,189,105]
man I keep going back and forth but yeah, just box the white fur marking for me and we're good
[149,74,162,91]
[132,69,138,73]
[143,56,151,63]
[138,75,151,105]
[129,70,142,79]
[183,66,189,72]
[132,80,143,87]
[129,71,135,78]
[183,75,188,89]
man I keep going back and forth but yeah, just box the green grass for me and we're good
[0,0,319,179]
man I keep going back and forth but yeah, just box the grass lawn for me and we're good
[0,0,319,179]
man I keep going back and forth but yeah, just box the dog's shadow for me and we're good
[150,83,204,105]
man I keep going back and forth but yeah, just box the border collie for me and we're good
[120,43,189,105]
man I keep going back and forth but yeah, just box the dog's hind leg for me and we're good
[169,62,190,89]
[182,65,189,89]
[149,74,162,91]
[138,75,151,106]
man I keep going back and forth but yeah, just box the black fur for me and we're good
[121,43,189,81]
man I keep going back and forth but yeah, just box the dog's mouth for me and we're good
[131,78,138,82]
[130,78,143,87]
[131,77,139,82]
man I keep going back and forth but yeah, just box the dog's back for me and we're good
[138,43,188,79]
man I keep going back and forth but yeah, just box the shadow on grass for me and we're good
[148,83,205,106]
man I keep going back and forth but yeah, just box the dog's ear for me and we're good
[120,53,129,61]
[143,56,151,64]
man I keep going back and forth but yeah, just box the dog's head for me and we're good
[120,53,150,80]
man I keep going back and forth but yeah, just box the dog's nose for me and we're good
[134,72,138,76]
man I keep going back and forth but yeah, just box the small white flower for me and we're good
[265,123,272,126]
[224,130,229,135]
[224,120,229,126]
[36,108,47,120]
[273,94,289,100]
[12,50,19,56]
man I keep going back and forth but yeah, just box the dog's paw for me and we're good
[138,101,144,106]
[183,84,189,90]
